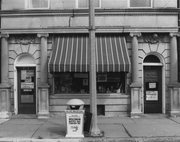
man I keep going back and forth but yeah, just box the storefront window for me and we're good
[54,72,126,94]
[97,72,126,93]
[54,73,89,94]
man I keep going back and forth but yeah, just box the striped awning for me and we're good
[48,35,131,72]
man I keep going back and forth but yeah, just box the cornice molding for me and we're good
[0,8,178,17]
[0,27,178,35]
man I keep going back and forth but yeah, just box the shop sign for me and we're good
[65,110,84,137]
[146,91,158,101]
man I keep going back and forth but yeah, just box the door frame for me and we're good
[14,54,37,115]
[143,61,165,114]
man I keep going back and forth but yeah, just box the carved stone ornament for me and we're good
[14,35,36,45]
[143,33,160,44]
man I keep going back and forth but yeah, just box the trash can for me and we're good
[65,99,85,138]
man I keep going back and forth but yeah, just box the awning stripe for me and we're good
[48,35,131,72]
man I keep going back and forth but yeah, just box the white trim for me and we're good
[14,54,37,115]
[25,0,50,9]
[128,0,153,8]
[143,63,163,66]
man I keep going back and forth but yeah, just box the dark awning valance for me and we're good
[48,35,131,72]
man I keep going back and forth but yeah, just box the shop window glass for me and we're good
[54,72,126,94]
[54,73,89,94]
[97,72,126,93]
[27,0,49,9]
[129,0,152,8]
[78,0,100,8]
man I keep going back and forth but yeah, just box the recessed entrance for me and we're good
[17,67,36,114]
[143,55,162,113]
[14,54,36,114]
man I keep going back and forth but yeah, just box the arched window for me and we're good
[144,55,160,63]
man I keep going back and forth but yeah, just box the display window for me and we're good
[53,72,126,94]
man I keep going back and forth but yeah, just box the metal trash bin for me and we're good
[65,99,85,138]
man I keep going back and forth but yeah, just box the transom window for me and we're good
[77,0,101,8]
[26,0,50,9]
[129,0,152,8]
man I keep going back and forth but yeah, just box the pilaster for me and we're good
[168,32,180,117]
[37,33,49,119]
[0,34,11,118]
[130,32,141,83]
[130,32,143,118]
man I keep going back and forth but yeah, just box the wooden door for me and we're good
[144,66,162,113]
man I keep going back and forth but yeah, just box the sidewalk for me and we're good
[1,115,180,142]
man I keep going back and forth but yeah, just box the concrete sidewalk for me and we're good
[1,115,180,142]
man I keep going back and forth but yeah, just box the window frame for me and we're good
[25,0,50,9]
[76,0,101,9]
[128,0,153,8]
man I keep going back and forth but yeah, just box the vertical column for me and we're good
[130,32,142,118]
[0,34,11,118]
[37,33,49,119]
[130,32,141,83]
[168,33,180,117]
[169,33,179,84]
[89,0,101,136]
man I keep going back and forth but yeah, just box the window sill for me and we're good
[51,93,129,99]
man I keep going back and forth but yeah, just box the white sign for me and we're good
[146,91,158,101]
[149,83,156,89]
[65,110,84,138]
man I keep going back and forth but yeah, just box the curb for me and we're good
[1,137,180,142]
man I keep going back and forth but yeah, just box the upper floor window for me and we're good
[26,0,50,9]
[77,0,101,8]
[129,0,152,8]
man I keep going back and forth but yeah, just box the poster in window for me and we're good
[146,91,158,101]
[149,83,156,89]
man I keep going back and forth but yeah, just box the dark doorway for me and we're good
[17,67,36,114]
[144,66,162,113]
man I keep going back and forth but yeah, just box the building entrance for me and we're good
[17,67,36,114]
[144,66,162,113]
